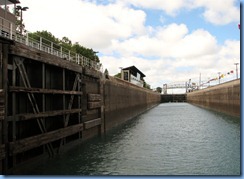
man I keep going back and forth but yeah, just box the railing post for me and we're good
[10,23,12,40]
[25,32,29,46]
[51,42,53,54]
[60,46,62,58]
[68,51,70,61]
[39,37,42,50]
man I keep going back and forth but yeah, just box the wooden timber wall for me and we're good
[0,37,104,174]
[0,37,161,174]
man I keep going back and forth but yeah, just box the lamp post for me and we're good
[234,63,239,79]
[16,5,29,34]
[218,72,221,84]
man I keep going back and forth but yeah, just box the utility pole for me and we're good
[234,63,239,79]
[218,72,221,84]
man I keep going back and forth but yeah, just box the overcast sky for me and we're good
[19,0,240,90]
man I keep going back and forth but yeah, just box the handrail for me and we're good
[0,16,102,72]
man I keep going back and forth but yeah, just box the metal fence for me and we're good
[0,16,102,71]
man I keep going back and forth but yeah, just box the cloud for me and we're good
[193,0,240,25]
[171,29,219,58]
[98,17,239,89]
[22,0,146,49]
[107,24,219,59]
[20,0,240,90]
[117,0,187,16]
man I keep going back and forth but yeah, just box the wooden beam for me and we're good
[9,123,84,155]
[9,42,83,74]
[88,94,101,101]
[64,74,80,127]
[0,144,5,160]
[9,86,83,95]
[84,118,101,129]
[0,90,3,120]
[8,108,82,121]
[2,43,9,174]
[88,102,101,109]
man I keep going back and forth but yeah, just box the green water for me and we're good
[27,103,240,175]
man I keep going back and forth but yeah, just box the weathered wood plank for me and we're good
[9,123,84,155]
[88,102,101,109]
[9,86,83,95]
[0,88,4,120]
[8,108,82,121]
[88,94,101,102]
[0,144,5,160]
[0,111,4,116]
[84,118,101,129]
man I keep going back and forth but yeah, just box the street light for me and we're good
[16,5,29,34]
[218,72,221,84]
[234,63,239,79]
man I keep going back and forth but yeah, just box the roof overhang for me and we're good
[122,66,146,77]
[0,0,20,5]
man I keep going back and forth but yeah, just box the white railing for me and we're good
[0,16,102,71]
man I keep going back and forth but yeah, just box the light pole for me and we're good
[218,72,221,84]
[234,63,239,79]
[16,5,29,34]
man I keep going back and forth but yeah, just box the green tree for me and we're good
[28,30,59,43]
[156,87,162,93]
[142,79,151,89]
[61,37,72,45]
[114,73,121,78]
[27,30,100,62]
[104,68,109,79]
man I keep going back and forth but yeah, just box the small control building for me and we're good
[121,66,145,87]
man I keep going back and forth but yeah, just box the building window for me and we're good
[124,71,129,81]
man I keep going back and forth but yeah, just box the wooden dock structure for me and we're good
[0,37,104,174]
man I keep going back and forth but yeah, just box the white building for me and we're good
[121,66,145,87]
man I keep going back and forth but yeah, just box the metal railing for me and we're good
[0,16,102,71]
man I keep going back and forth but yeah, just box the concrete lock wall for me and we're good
[104,77,161,131]
[187,79,240,117]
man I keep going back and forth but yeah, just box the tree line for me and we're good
[28,30,100,62]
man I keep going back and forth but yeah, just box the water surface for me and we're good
[28,103,240,175]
